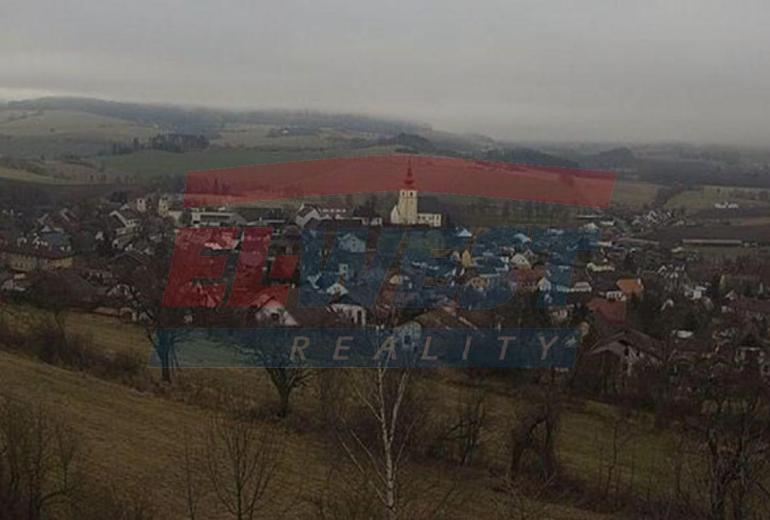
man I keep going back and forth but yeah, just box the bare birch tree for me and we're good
[333,340,420,520]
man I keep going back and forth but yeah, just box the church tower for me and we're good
[391,161,418,225]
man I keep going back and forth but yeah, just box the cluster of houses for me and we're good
[0,193,178,302]
[1,166,769,390]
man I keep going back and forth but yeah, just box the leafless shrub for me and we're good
[0,312,19,346]
[174,434,208,520]
[429,383,487,466]
[633,354,770,520]
[6,316,150,388]
[0,393,83,520]
[493,475,557,520]
[304,463,381,520]
[248,342,313,418]
[316,368,346,430]
[30,319,95,369]
[202,412,283,520]
[508,388,561,482]
[76,483,158,520]
[592,409,639,508]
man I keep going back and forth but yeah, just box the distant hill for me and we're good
[3,97,586,167]
[377,132,438,153]
[579,147,639,169]
[418,129,497,152]
[6,97,431,136]
[483,147,579,168]
[16,97,766,190]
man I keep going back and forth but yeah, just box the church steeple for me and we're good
[403,159,415,190]
[390,157,442,227]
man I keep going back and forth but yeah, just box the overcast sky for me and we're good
[1,0,769,144]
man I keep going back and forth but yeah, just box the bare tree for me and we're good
[677,352,770,520]
[203,412,283,520]
[247,341,312,418]
[25,272,76,338]
[430,382,487,466]
[0,393,83,520]
[329,339,462,520]
[333,347,418,520]
[592,407,638,507]
[175,435,208,520]
[113,252,186,383]
[508,388,561,481]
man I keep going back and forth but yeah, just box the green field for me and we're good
[0,109,158,157]
[98,145,399,178]
[609,180,661,209]
[0,109,157,139]
[665,184,770,213]
[213,123,374,148]
[0,164,74,184]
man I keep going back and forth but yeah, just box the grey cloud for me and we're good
[1,0,769,144]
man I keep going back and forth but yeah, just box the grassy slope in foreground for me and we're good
[0,350,326,519]
[0,349,619,519]
[8,306,680,515]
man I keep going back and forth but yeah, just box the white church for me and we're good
[389,162,442,228]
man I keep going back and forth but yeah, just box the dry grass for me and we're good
[0,347,626,519]
[3,305,677,517]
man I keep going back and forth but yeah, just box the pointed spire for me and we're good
[404,158,415,189]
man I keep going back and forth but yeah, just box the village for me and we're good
[2,161,769,400]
